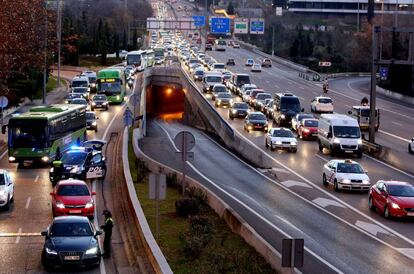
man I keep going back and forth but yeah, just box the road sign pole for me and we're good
[155,173,159,239]
[272,25,275,57]
[181,133,187,195]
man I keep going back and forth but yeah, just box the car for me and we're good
[86,111,98,132]
[233,43,240,48]
[64,93,83,104]
[70,75,90,89]
[322,159,370,192]
[265,128,298,152]
[254,93,272,110]
[189,62,202,73]
[205,43,213,51]
[211,84,229,101]
[248,89,265,106]
[228,74,251,95]
[49,141,107,182]
[369,181,414,219]
[227,40,234,46]
[245,59,254,66]
[202,72,223,93]
[41,216,101,270]
[311,96,334,113]
[272,93,304,127]
[239,84,257,97]
[0,169,14,210]
[91,94,109,111]
[297,118,319,140]
[226,59,235,66]
[263,99,274,117]
[409,138,414,153]
[70,98,88,107]
[291,113,315,132]
[251,64,262,72]
[81,71,97,92]
[242,90,252,103]
[214,93,233,108]
[193,68,204,81]
[50,179,96,219]
[244,112,268,132]
[212,63,226,72]
[229,102,249,120]
[261,58,272,67]
[71,87,90,100]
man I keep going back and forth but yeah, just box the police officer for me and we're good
[100,210,113,258]
[51,159,63,186]
[361,96,369,106]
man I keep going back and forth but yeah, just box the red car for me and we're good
[369,181,414,219]
[50,179,96,219]
[298,118,319,140]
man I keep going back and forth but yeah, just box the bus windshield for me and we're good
[9,120,48,148]
[98,82,121,95]
[127,54,141,66]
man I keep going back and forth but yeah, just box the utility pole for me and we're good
[43,0,48,104]
[369,27,378,143]
[272,25,275,56]
[57,0,62,87]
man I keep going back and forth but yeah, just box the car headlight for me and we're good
[303,128,310,133]
[217,100,221,105]
[275,141,282,145]
[280,114,285,119]
[70,166,81,174]
[92,121,97,126]
[85,200,94,209]
[248,125,253,130]
[46,247,58,255]
[341,179,351,184]
[91,83,96,88]
[0,190,6,197]
[362,180,370,184]
[391,202,400,209]
[291,141,297,146]
[85,247,98,255]
[229,99,233,104]
[103,102,108,105]
[65,100,69,104]
[9,156,16,162]
[232,109,237,114]
[116,95,120,100]
[92,102,96,106]
[333,138,341,144]
[56,201,65,209]
[358,139,363,145]
[41,156,49,162]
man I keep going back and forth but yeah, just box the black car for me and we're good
[226,58,235,66]
[205,43,213,51]
[41,216,101,270]
[229,102,249,120]
[272,93,304,127]
[91,94,109,111]
[50,141,107,182]
[215,93,233,108]
[64,93,82,104]
[86,111,98,132]
[244,112,268,132]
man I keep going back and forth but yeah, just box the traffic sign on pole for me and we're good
[234,18,248,34]
[380,67,388,80]
[318,61,332,67]
[210,17,231,34]
[250,18,265,34]
[192,15,205,27]
[174,131,196,194]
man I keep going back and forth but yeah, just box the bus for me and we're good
[145,49,155,67]
[2,104,87,164]
[126,50,147,71]
[153,47,165,65]
[97,68,126,104]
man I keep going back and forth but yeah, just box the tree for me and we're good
[114,33,120,59]
[132,30,138,50]
[367,0,375,24]
[227,1,235,15]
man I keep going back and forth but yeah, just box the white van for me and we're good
[202,72,223,93]
[318,114,363,158]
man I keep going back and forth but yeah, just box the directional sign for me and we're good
[174,131,195,152]
[192,15,205,27]
[234,18,248,34]
[250,18,265,34]
[0,96,8,108]
[210,17,230,34]
[380,67,388,80]
[318,61,332,67]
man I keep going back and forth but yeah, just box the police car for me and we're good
[50,140,107,182]
[322,159,370,192]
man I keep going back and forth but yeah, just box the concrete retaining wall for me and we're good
[131,128,297,274]
[122,127,173,274]
[376,85,414,105]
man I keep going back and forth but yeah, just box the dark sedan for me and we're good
[244,112,268,132]
[41,216,101,270]
[91,95,109,111]
[229,102,249,120]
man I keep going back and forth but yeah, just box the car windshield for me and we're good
[388,185,414,197]
[337,163,364,173]
[272,130,294,137]
[214,86,227,93]
[333,126,360,138]
[71,99,87,105]
[206,76,222,82]
[319,98,333,104]
[86,113,95,119]
[57,185,90,196]
[195,70,204,75]
[298,114,314,121]
[61,152,87,165]
[72,87,88,94]
[233,103,248,109]
[249,114,266,120]
[281,97,301,112]
[50,222,93,237]
[72,80,88,88]
[218,93,232,98]
[93,95,107,101]
[237,75,250,85]
[257,94,272,100]
[304,120,318,127]
[0,174,5,185]
[214,64,225,69]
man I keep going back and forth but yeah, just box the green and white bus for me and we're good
[97,68,126,104]
[146,49,155,67]
[2,104,87,164]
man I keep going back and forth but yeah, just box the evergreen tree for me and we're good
[227,1,235,15]
[114,33,120,58]
[132,29,138,50]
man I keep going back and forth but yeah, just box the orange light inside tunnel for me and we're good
[165,88,173,95]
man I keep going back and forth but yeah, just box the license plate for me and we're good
[345,150,353,153]
[255,126,262,128]
[64,256,80,261]
[69,210,82,214]
[407,212,414,217]
[312,133,317,136]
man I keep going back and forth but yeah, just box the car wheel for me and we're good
[106,106,109,111]
[42,251,53,271]
[318,142,323,152]
[384,205,391,219]
[323,173,328,186]
[357,152,363,158]
[91,107,94,111]
[4,195,10,211]
[368,196,376,211]
[270,145,275,151]
[334,179,339,192]
[265,139,269,148]
[292,149,297,153]
[229,115,234,120]
[95,127,98,133]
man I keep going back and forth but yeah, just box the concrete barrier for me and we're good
[131,128,297,274]
[376,85,414,105]
[122,127,173,274]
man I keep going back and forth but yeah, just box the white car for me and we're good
[233,43,240,48]
[251,64,262,72]
[409,138,414,154]
[311,96,334,113]
[265,128,297,152]
[322,159,370,192]
[245,59,254,66]
[0,170,14,210]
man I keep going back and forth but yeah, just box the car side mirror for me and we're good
[327,132,332,138]
[41,230,48,236]
[95,231,102,236]
[1,125,7,134]
[301,108,304,112]
[69,84,72,88]
[91,191,97,196]
[96,117,99,120]
[365,170,369,174]
[348,111,352,115]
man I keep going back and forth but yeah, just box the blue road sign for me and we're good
[192,15,205,27]
[380,67,388,79]
[210,17,230,34]
[250,19,265,34]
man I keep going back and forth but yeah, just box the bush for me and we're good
[166,173,179,187]
[186,186,208,206]
[175,198,199,217]
[189,216,212,235]
[180,216,213,260]
[181,233,206,259]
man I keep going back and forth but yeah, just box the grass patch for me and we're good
[33,76,65,99]
[128,131,276,274]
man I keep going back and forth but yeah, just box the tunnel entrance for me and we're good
[146,84,185,119]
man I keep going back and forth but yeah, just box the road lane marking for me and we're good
[274,215,305,234]
[355,220,393,236]
[0,232,40,237]
[15,228,22,244]
[25,197,31,209]
[34,175,39,183]
[378,129,410,142]
[397,248,414,258]
[391,121,403,126]
[280,180,312,189]
[0,149,8,160]
[312,198,346,208]
[315,154,328,162]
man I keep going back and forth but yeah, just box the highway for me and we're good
[141,117,414,273]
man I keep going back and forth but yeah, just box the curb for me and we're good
[122,127,173,274]
[132,128,299,274]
